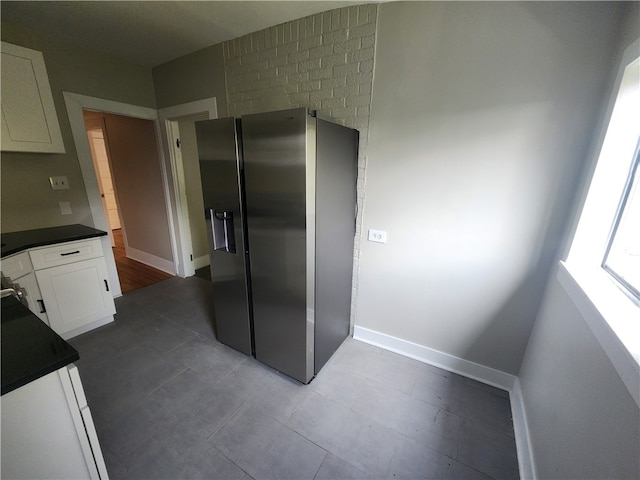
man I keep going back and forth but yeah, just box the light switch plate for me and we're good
[368,229,387,243]
[50,176,69,190]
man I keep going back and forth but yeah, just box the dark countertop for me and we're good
[1,224,107,258]
[1,295,79,395]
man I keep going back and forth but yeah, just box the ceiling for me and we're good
[1,1,369,68]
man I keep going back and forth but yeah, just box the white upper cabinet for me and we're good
[1,42,65,153]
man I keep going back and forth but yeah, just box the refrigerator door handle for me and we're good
[207,208,237,254]
[220,211,236,254]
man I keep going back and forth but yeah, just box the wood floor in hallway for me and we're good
[111,229,173,294]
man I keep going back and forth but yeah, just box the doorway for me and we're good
[64,93,217,298]
[85,117,120,246]
[83,109,174,294]
[175,117,210,281]
[158,98,218,278]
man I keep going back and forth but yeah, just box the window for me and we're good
[602,143,640,300]
[562,43,640,381]
[567,54,639,279]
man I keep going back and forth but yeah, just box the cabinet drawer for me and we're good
[1,251,33,281]
[29,239,104,270]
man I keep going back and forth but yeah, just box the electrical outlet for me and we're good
[368,229,387,243]
[59,202,72,215]
[50,176,70,190]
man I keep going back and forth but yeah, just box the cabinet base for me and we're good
[60,315,114,340]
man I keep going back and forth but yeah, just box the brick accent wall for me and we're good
[222,4,378,329]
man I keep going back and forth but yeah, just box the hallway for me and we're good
[111,229,173,294]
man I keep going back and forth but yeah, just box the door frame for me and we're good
[64,92,177,295]
[64,92,217,295]
[158,98,218,277]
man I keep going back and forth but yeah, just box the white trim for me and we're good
[558,263,640,408]
[558,37,640,410]
[63,92,179,296]
[125,247,175,276]
[158,97,218,278]
[353,325,515,389]
[163,120,194,277]
[64,92,158,119]
[352,325,535,480]
[194,254,210,270]
[157,98,217,120]
[562,38,640,261]
[510,378,537,480]
[152,118,181,277]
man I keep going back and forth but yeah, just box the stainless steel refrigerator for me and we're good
[196,108,358,383]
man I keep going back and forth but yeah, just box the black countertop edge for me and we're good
[1,296,79,396]
[1,224,107,258]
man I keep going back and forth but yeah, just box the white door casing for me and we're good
[64,92,194,293]
[158,98,217,278]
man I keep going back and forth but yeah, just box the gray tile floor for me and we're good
[69,276,519,480]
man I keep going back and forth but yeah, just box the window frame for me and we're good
[601,141,640,301]
[561,37,640,408]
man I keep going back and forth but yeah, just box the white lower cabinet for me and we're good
[1,252,49,324]
[13,271,49,324]
[35,257,115,336]
[1,238,115,338]
[1,365,108,479]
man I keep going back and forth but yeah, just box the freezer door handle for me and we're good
[207,208,236,254]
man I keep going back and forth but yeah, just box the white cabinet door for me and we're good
[1,251,33,281]
[1,42,65,153]
[35,257,115,336]
[14,272,49,325]
[1,252,48,324]
[1,370,95,479]
[1,366,108,479]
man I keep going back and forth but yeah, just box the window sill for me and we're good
[558,261,640,407]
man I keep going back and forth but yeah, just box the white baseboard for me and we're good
[510,378,537,480]
[125,246,175,275]
[352,325,535,480]
[353,325,515,389]
[194,255,210,270]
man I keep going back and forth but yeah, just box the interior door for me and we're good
[84,116,119,247]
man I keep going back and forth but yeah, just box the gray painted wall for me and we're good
[99,113,174,262]
[153,44,228,116]
[518,3,640,478]
[519,274,640,479]
[4,5,638,476]
[1,22,156,232]
[357,2,625,374]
